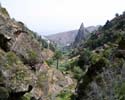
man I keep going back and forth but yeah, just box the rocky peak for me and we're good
[78,22,85,39]
[79,23,84,30]
[73,22,88,48]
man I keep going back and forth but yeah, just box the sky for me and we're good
[0,0,125,35]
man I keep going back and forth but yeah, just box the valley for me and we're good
[0,3,125,100]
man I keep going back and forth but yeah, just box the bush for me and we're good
[27,50,38,66]
[77,49,91,69]
[15,70,26,81]
[115,82,125,100]
[46,59,53,66]
[103,48,112,58]
[90,53,102,65]
[6,51,20,67]
[56,90,72,100]
[73,66,83,80]
[21,93,31,100]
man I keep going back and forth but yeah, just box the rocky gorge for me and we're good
[0,3,125,100]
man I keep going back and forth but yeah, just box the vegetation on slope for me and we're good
[71,11,125,100]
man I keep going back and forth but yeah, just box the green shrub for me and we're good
[21,93,31,100]
[6,51,18,66]
[27,50,38,66]
[15,70,26,81]
[46,59,53,66]
[73,66,83,80]
[56,90,71,100]
[90,53,102,65]
[103,48,112,58]
[115,82,125,100]
[77,49,91,68]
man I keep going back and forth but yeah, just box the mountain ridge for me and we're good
[73,11,125,100]
[46,25,99,48]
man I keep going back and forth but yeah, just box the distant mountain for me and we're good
[73,24,100,48]
[86,25,100,33]
[46,30,78,47]
[46,25,99,48]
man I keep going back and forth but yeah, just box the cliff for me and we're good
[73,23,89,48]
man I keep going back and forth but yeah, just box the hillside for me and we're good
[71,12,125,100]
[46,25,99,48]
[1,3,125,100]
[0,5,75,100]
[46,30,78,47]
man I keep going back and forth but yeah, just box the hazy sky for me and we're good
[0,0,125,35]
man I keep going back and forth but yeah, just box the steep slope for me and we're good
[0,5,75,100]
[72,12,125,100]
[73,23,89,48]
[0,5,50,100]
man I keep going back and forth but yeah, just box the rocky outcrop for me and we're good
[0,34,11,52]
[48,68,75,100]
[73,23,89,48]
[11,31,44,66]
[46,25,99,49]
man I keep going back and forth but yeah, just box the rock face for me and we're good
[11,31,43,65]
[0,34,11,52]
[48,68,75,100]
[73,23,89,48]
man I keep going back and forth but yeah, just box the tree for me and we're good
[103,20,112,30]
[115,13,119,17]
[53,50,62,69]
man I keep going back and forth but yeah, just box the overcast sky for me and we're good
[0,0,125,35]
